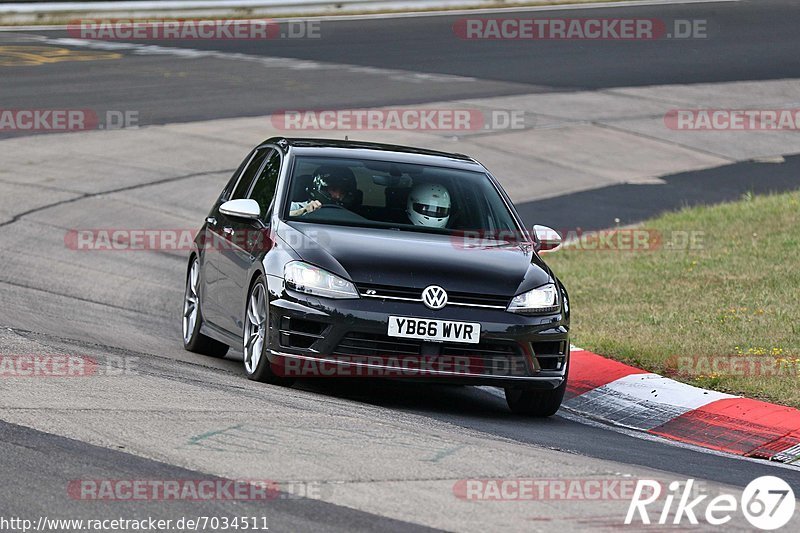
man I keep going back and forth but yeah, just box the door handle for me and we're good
[223,227,234,236]
[206,217,217,226]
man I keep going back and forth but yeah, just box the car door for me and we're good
[215,148,282,336]
[202,148,271,331]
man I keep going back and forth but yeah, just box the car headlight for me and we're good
[507,283,559,315]
[284,261,359,299]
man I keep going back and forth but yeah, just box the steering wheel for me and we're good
[316,204,346,210]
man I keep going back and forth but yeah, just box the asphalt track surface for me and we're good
[2,0,800,530]
[0,419,435,533]
[1,0,799,127]
[519,153,800,230]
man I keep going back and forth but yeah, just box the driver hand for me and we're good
[304,200,322,214]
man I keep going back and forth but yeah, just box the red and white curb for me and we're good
[565,347,800,465]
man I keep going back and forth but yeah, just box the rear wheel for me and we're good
[243,275,293,386]
[183,256,229,358]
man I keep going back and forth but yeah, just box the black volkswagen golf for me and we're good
[183,137,570,416]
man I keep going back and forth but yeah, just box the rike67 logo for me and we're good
[626,476,795,530]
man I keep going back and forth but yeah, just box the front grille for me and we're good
[441,341,528,376]
[357,283,509,309]
[358,284,419,300]
[531,341,567,371]
[333,331,421,356]
[440,342,519,358]
[445,290,510,308]
[331,332,529,376]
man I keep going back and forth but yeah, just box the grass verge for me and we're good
[547,190,800,407]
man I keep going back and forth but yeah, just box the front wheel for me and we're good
[506,352,572,417]
[504,381,566,417]
[506,347,570,417]
[183,256,228,358]
[243,275,293,386]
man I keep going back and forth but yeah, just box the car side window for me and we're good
[221,150,254,201]
[230,149,270,200]
[248,149,281,215]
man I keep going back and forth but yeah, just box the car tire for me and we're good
[183,256,229,358]
[504,381,566,417]
[505,351,570,417]
[243,275,294,386]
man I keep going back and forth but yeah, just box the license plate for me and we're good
[387,316,480,344]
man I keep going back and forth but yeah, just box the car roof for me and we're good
[261,137,484,170]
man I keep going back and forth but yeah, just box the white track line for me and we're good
[28,35,478,85]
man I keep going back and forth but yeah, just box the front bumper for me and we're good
[265,279,569,389]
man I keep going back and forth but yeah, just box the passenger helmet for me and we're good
[407,183,451,228]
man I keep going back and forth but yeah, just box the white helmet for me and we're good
[407,183,451,228]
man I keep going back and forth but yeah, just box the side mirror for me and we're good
[219,199,260,220]
[533,225,561,252]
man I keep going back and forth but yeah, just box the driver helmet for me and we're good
[407,183,451,228]
[308,165,357,208]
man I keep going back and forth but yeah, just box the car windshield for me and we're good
[284,155,523,238]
